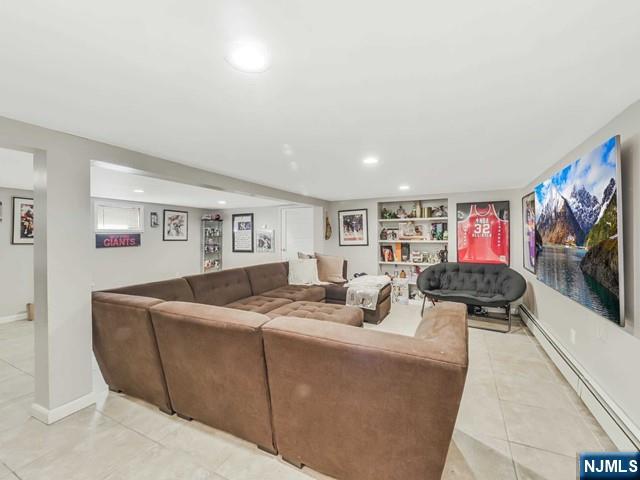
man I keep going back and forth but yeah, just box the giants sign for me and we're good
[456,201,510,265]
[96,233,141,248]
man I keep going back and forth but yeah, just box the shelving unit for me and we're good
[201,218,223,273]
[377,198,449,304]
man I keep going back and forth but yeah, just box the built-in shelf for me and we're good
[379,261,436,267]
[378,217,448,222]
[379,240,448,244]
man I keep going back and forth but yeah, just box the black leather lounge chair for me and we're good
[417,262,527,332]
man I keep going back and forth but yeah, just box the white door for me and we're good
[281,207,314,261]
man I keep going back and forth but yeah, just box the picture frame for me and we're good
[12,197,34,245]
[256,228,275,253]
[456,201,510,265]
[522,192,536,274]
[150,211,159,228]
[232,213,254,252]
[163,209,188,241]
[338,208,368,246]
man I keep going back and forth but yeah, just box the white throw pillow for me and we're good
[288,258,321,285]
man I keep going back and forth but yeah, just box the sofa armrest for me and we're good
[264,315,467,367]
[262,316,468,480]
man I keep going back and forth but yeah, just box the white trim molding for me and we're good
[30,391,96,425]
[520,305,640,450]
[0,312,28,324]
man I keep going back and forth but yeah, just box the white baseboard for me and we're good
[520,305,639,451]
[30,391,96,425]
[0,312,28,324]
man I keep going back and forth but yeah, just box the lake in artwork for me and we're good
[536,245,620,322]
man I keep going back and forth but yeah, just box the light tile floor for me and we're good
[0,305,615,480]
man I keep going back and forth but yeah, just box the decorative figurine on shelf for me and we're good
[380,228,388,240]
[381,207,398,219]
[396,205,408,219]
[432,205,448,218]
[408,203,418,218]
[438,245,449,263]
[443,229,449,241]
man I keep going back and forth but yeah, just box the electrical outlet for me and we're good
[570,328,576,344]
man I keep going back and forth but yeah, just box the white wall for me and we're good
[217,205,326,269]
[0,192,207,315]
[218,206,286,269]
[91,198,207,290]
[519,101,640,434]
[0,187,34,318]
[324,189,521,278]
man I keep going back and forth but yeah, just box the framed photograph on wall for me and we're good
[150,211,159,228]
[256,228,275,253]
[338,209,368,246]
[522,192,536,273]
[12,197,34,245]
[163,209,188,241]
[456,201,510,265]
[233,213,254,252]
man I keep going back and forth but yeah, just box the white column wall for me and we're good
[32,148,94,422]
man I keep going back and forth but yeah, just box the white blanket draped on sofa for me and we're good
[345,275,391,310]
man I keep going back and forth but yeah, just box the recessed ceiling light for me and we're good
[362,156,379,165]
[217,200,227,205]
[398,185,410,191]
[282,144,294,156]
[133,189,144,193]
[225,42,270,73]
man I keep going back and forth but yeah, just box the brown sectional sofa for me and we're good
[92,262,468,480]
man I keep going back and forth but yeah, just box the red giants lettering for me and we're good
[95,233,141,248]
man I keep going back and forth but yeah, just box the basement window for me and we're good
[94,202,144,233]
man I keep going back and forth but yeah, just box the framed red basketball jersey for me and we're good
[456,201,510,265]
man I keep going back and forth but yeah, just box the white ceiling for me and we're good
[1,1,640,201]
[0,149,286,209]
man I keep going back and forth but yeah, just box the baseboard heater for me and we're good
[519,305,640,451]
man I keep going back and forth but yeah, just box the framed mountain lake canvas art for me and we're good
[534,136,624,325]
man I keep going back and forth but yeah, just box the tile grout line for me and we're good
[481,328,520,480]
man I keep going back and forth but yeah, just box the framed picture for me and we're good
[163,209,188,241]
[338,209,368,246]
[12,197,34,245]
[522,192,536,273]
[256,229,275,253]
[535,136,624,325]
[232,213,254,252]
[456,201,510,265]
[150,211,159,228]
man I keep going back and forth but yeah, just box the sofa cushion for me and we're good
[315,253,346,283]
[266,301,363,326]
[262,284,326,302]
[106,278,194,302]
[245,262,289,295]
[225,296,292,314]
[184,268,252,306]
[415,302,468,340]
